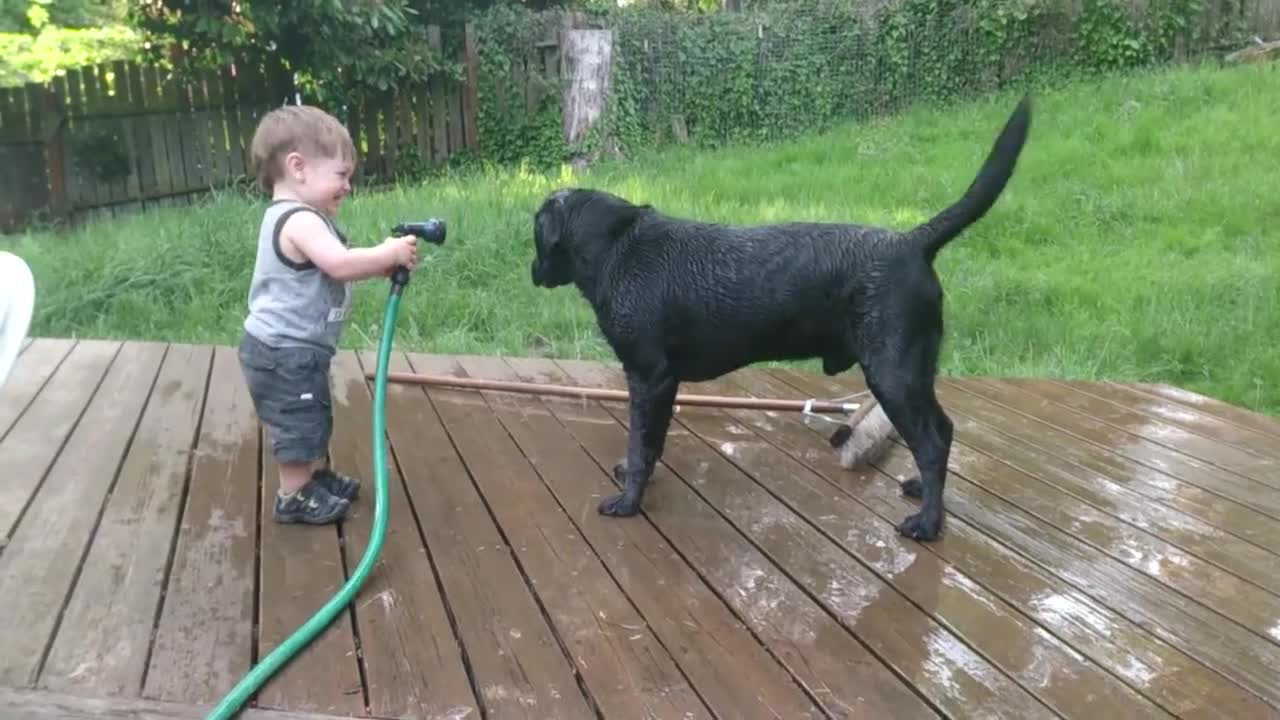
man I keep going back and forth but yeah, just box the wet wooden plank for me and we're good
[0,337,76,438]
[554,357,1072,720]
[769,370,1280,713]
[327,351,479,720]
[870,368,1280,556]
[928,396,1280,648]
[945,377,1280,523]
[455,355,837,720]
[1004,379,1280,487]
[144,346,259,705]
[521,356,945,719]
[0,339,121,541]
[1071,381,1280,460]
[0,686,351,720]
[0,341,166,689]
[885,451,1280,711]
[415,352,714,719]
[679,369,1177,719]
[495,356,830,720]
[254,433,362,713]
[1130,382,1280,441]
[379,353,595,719]
[730,368,1280,718]
[864,372,1280,556]
[928,381,1280,596]
[41,344,211,697]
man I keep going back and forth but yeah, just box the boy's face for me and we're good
[281,151,354,218]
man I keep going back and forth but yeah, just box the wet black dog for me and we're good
[530,96,1032,541]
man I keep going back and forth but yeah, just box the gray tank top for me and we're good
[242,199,353,354]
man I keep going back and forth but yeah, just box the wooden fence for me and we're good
[0,24,483,232]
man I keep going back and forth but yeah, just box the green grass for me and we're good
[4,60,1278,416]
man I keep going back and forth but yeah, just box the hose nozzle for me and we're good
[389,218,446,288]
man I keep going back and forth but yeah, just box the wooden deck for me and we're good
[3,337,1280,720]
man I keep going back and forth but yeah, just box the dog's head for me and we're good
[531,188,649,289]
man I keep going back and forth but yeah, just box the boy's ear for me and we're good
[284,151,306,182]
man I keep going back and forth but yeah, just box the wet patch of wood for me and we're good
[1,339,1277,719]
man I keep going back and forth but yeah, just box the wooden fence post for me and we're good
[427,25,448,164]
[462,22,480,150]
[40,83,69,219]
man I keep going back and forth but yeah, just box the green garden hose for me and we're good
[205,219,444,720]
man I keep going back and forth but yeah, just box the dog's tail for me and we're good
[905,94,1032,262]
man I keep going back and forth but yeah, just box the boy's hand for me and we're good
[382,234,418,271]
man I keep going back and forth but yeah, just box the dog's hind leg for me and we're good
[861,344,954,542]
[601,371,679,517]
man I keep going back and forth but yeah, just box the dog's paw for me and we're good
[896,510,943,541]
[598,492,642,517]
[900,477,923,498]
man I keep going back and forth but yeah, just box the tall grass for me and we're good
[5,61,1277,415]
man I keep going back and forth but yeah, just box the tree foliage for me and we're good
[1,0,128,33]
[124,0,564,106]
[1,1,137,86]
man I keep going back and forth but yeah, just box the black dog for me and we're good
[531,96,1032,541]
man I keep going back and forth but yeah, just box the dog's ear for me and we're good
[580,193,649,243]
[535,192,569,254]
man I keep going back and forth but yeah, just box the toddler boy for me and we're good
[239,105,418,524]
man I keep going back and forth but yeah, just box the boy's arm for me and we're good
[281,211,406,281]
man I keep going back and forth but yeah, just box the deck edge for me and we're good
[0,686,387,719]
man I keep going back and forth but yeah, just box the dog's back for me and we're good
[597,97,1032,381]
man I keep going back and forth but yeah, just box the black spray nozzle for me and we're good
[388,218,446,290]
[391,218,447,245]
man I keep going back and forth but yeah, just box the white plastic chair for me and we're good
[0,251,36,388]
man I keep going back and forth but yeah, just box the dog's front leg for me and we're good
[601,372,678,517]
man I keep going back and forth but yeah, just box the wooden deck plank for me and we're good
[41,344,211,697]
[887,373,1280,557]
[677,368,1178,719]
[496,354,830,720]
[413,353,714,719]
[325,351,480,720]
[378,352,596,719]
[143,346,260,705]
[1004,379,1280,487]
[0,341,166,689]
[0,339,120,540]
[915,388,1280,635]
[768,369,1280,713]
[880,452,1280,712]
[723,367,1279,719]
[452,354,833,720]
[928,382,1280,596]
[0,687,363,720]
[0,337,75,438]
[1066,381,1280,460]
[930,375,1280,552]
[553,357,1087,720]
[949,378,1280,519]
[255,429,362,713]
[1129,382,1280,441]
[10,338,1280,719]
[526,357,957,720]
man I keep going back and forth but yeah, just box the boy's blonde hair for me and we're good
[249,104,356,193]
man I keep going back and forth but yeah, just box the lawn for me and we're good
[4,60,1277,416]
